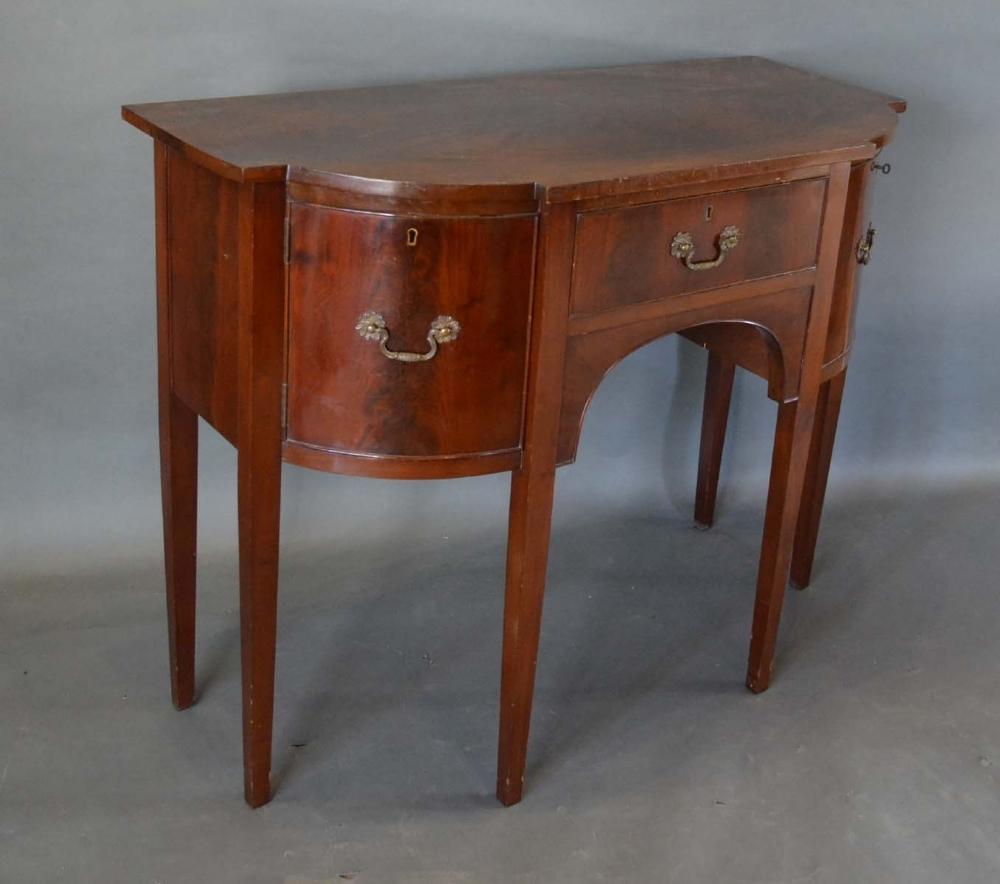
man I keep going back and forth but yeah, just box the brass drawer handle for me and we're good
[355,311,461,363]
[670,225,741,271]
[856,223,877,265]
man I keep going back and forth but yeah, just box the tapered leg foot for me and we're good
[745,399,815,693]
[694,353,736,528]
[240,500,278,807]
[497,775,524,808]
[496,466,557,806]
[790,372,847,590]
[160,392,198,711]
[244,762,272,808]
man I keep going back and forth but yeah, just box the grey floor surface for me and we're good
[2,482,999,883]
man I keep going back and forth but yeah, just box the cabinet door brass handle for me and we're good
[670,225,741,271]
[355,311,461,363]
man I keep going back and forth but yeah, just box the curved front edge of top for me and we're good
[287,167,542,217]
[283,179,539,481]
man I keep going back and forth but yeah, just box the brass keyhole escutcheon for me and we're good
[406,227,419,247]
[704,205,714,222]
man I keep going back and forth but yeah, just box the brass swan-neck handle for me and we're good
[355,311,461,363]
[670,225,742,271]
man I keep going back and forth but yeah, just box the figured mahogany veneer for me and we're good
[123,57,904,809]
[286,202,536,471]
[571,176,826,315]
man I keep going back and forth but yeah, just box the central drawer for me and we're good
[286,203,536,462]
[571,177,827,315]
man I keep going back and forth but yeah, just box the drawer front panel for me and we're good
[287,204,536,459]
[571,178,827,315]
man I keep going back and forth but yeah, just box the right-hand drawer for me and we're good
[571,177,827,315]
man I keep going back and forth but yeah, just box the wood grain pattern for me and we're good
[694,353,736,528]
[557,285,811,465]
[235,180,287,808]
[690,158,881,591]
[496,203,577,807]
[571,177,826,314]
[745,162,850,693]
[123,59,905,809]
[287,177,539,216]
[681,161,876,390]
[165,147,240,445]
[282,444,522,480]
[286,203,536,467]
[155,141,199,711]
[123,57,902,199]
[790,370,849,589]
[681,323,774,396]
[823,160,875,368]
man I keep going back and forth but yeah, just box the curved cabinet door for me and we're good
[285,202,537,475]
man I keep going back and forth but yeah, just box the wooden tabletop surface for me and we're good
[123,57,904,197]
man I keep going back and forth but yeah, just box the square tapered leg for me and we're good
[790,371,848,590]
[496,465,557,806]
[694,352,737,528]
[746,399,817,693]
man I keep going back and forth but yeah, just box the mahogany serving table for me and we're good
[122,57,904,807]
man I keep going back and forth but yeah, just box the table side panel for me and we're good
[165,147,240,444]
[823,159,874,371]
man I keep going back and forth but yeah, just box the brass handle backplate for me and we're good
[355,311,461,363]
[856,223,877,265]
[670,224,741,271]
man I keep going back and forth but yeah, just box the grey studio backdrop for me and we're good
[3,2,999,576]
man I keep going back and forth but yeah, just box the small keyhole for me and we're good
[704,205,714,222]
[406,227,419,247]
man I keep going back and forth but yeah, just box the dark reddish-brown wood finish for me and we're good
[286,203,536,468]
[235,180,287,808]
[571,177,825,314]
[124,58,903,809]
[122,56,901,197]
[557,282,813,465]
[695,353,736,528]
[155,141,199,711]
[824,160,876,372]
[497,202,577,806]
[745,162,850,691]
[791,369,848,589]
[691,157,881,588]
[164,150,241,445]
